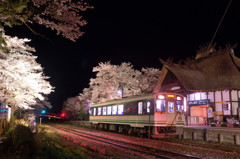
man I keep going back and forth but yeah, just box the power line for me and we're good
[209,0,232,47]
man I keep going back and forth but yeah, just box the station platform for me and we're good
[177,125,240,145]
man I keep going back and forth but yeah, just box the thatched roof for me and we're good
[155,47,240,92]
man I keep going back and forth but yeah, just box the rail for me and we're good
[48,124,202,159]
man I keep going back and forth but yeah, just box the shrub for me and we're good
[2,124,38,158]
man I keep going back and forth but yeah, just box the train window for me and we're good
[103,107,107,115]
[89,109,91,115]
[118,104,124,115]
[147,102,151,113]
[156,100,166,112]
[176,100,184,112]
[138,102,143,114]
[93,108,96,116]
[107,106,112,115]
[98,107,102,115]
[112,105,117,115]
[168,102,174,113]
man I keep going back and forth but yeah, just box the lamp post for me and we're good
[40,110,46,125]
[118,85,124,99]
[148,106,151,139]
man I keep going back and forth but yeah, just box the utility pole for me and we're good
[148,106,151,139]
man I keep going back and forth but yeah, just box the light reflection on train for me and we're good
[89,92,185,137]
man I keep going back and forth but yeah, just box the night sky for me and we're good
[4,0,240,113]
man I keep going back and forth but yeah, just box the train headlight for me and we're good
[157,95,165,100]
[176,96,182,100]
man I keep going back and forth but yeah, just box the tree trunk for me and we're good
[0,119,2,136]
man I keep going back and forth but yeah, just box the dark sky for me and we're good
[5,0,240,113]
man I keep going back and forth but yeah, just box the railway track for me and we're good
[48,124,202,159]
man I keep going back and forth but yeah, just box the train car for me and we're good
[89,92,185,136]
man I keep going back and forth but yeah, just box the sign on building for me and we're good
[188,99,210,106]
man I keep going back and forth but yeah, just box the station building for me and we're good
[153,46,240,126]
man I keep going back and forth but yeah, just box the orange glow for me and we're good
[158,95,165,100]
[177,96,182,100]
[167,94,175,98]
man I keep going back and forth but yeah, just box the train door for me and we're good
[166,99,176,125]
[155,94,167,126]
[166,94,184,126]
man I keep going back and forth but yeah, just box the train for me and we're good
[89,92,185,137]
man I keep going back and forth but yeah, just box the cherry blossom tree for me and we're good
[62,90,90,120]
[0,31,54,111]
[90,62,139,103]
[78,88,92,112]
[138,68,161,94]
[61,62,160,117]
[0,0,93,41]
[62,97,81,120]
[89,61,161,103]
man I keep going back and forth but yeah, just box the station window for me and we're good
[156,100,166,112]
[112,105,117,115]
[138,102,143,114]
[103,107,107,115]
[118,104,124,115]
[107,106,112,115]
[98,107,102,115]
[93,108,96,116]
[168,102,174,113]
[147,102,151,113]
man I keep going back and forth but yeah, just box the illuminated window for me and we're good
[156,100,165,112]
[89,109,92,115]
[168,102,174,113]
[195,93,201,100]
[112,105,117,115]
[118,104,124,115]
[176,101,184,112]
[107,106,112,115]
[138,102,143,114]
[98,107,102,115]
[93,108,96,116]
[147,102,151,113]
[201,92,207,100]
[189,94,194,101]
[103,107,107,115]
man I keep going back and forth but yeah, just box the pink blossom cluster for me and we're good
[32,0,93,41]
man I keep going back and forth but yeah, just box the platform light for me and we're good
[158,94,165,100]
[167,94,175,98]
